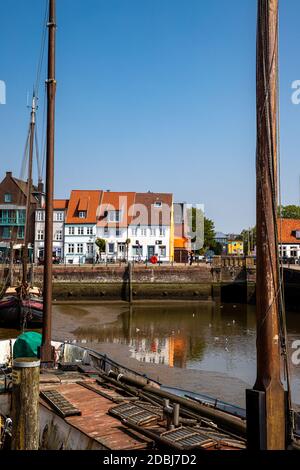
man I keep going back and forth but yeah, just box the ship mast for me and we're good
[40,0,56,366]
[22,94,37,289]
[246,0,286,449]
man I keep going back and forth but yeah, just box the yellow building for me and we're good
[227,240,244,256]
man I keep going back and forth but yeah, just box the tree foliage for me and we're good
[187,207,217,254]
[95,238,106,253]
[278,205,300,219]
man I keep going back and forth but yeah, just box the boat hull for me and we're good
[0,296,43,327]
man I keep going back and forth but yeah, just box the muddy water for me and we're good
[1,301,300,408]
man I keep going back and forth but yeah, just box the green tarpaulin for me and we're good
[13,332,42,359]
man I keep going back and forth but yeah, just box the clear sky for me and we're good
[1,0,300,233]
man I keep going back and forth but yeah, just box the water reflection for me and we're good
[1,301,300,404]
[71,302,255,380]
[69,302,300,403]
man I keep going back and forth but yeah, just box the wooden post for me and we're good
[128,261,133,304]
[11,357,40,450]
[246,0,286,450]
[9,241,14,287]
[41,0,57,366]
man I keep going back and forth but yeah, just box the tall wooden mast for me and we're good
[40,0,56,366]
[246,0,286,450]
[22,94,37,288]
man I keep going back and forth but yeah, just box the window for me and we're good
[77,243,83,254]
[78,227,84,235]
[2,227,11,239]
[87,243,94,255]
[159,227,166,237]
[154,201,162,208]
[68,244,74,254]
[104,226,109,237]
[87,227,93,236]
[150,228,156,237]
[55,230,62,241]
[131,228,137,236]
[291,247,298,257]
[116,228,121,237]
[68,227,75,235]
[54,211,64,222]
[4,193,12,203]
[108,210,121,222]
[18,227,25,239]
[18,210,25,224]
[79,211,87,219]
[132,245,143,257]
[141,228,147,237]
[37,211,45,222]
[108,243,115,254]
[37,230,44,241]
[159,246,167,257]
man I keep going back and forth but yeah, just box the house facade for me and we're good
[278,218,300,259]
[227,239,244,256]
[214,232,229,255]
[0,171,41,262]
[96,191,136,261]
[173,203,191,263]
[64,190,102,264]
[34,199,69,262]
[129,192,173,262]
[96,192,174,262]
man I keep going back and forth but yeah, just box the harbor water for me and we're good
[1,300,300,408]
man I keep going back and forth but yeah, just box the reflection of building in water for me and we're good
[128,335,187,368]
[173,337,187,368]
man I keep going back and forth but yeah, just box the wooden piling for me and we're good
[11,357,40,450]
[128,261,133,303]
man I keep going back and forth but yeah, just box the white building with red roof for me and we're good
[34,199,69,263]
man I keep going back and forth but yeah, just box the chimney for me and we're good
[6,171,12,177]
[38,179,44,194]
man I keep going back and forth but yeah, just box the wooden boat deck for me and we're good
[38,371,246,451]
[39,374,152,450]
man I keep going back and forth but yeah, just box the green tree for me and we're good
[187,207,217,254]
[95,238,106,260]
[278,205,300,219]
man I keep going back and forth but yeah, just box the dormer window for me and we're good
[4,193,12,203]
[79,211,87,219]
[154,201,162,208]
[296,230,300,240]
[108,210,121,222]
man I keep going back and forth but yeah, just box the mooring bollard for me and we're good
[11,357,40,450]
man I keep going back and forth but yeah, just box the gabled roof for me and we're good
[132,193,173,226]
[66,190,102,224]
[40,199,69,210]
[9,175,39,204]
[278,218,300,244]
[53,199,69,210]
[97,192,136,227]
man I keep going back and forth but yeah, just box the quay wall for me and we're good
[0,261,298,308]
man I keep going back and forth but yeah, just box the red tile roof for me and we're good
[132,193,173,226]
[53,199,69,210]
[66,190,102,224]
[278,218,300,243]
[97,192,136,227]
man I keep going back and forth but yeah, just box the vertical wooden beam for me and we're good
[248,0,286,450]
[11,358,40,450]
[40,0,56,366]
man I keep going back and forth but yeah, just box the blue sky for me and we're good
[1,0,300,233]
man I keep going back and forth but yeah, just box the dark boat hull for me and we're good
[0,295,43,327]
